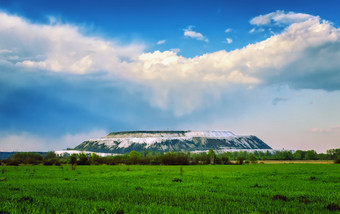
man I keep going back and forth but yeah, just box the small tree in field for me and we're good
[70,154,77,170]
[334,155,340,164]
[237,156,245,165]
[208,149,216,165]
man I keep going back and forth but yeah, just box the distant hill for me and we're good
[74,130,272,153]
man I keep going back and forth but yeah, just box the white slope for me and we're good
[54,150,118,157]
[90,131,238,148]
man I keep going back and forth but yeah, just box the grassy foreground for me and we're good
[0,164,339,213]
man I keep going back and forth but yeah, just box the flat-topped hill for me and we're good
[74,130,272,153]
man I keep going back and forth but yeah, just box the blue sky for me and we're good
[0,0,340,152]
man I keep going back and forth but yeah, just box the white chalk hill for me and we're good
[74,131,272,153]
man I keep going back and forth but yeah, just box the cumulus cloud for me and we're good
[1,11,340,116]
[225,38,233,44]
[157,40,166,45]
[183,26,208,42]
[0,12,144,75]
[225,28,232,33]
[250,10,317,26]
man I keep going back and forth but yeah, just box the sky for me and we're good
[0,0,340,152]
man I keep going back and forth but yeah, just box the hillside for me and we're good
[74,130,272,153]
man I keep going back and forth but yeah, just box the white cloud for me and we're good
[225,38,233,44]
[157,40,166,45]
[250,10,317,26]
[0,133,48,151]
[183,26,208,42]
[309,125,340,133]
[0,12,144,75]
[249,28,265,33]
[1,11,340,116]
[225,28,232,33]
[0,130,107,151]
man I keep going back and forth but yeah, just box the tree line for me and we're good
[1,148,339,166]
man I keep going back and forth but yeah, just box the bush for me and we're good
[5,160,20,166]
[129,150,140,164]
[162,152,189,165]
[248,154,258,164]
[77,153,89,165]
[8,152,43,165]
[237,156,245,165]
[70,154,77,165]
[43,160,55,165]
[334,156,340,164]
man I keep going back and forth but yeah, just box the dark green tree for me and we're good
[327,148,340,160]
[305,150,318,160]
[237,156,245,165]
[77,152,89,165]
[70,154,77,166]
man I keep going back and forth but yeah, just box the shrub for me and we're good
[43,160,55,165]
[129,150,140,164]
[248,154,258,164]
[9,152,43,165]
[162,152,189,165]
[237,156,245,165]
[334,156,340,164]
[5,160,20,166]
[70,154,77,165]
[77,153,89,165]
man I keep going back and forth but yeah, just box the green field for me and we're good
[0,164,339,213]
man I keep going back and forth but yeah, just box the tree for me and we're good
[129,150,140,164]
[43,151,58,165]
[77,152,89,165]
[327,149,340,160]
[305,150,318,160]
[218,154,230,165]
[11,152,43,164]
[70,154,77,166]
[248,154,258,164]
[90,153,100,165]
[293,150,305,160]
[237,156,245,165]
[207,149,216,165]
[45,151,57,160]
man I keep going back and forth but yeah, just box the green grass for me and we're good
[0,164,339,213]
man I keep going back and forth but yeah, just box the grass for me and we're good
[260,160,334,164]
[0,164,339,213]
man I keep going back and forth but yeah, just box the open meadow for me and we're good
[0,164,339,213]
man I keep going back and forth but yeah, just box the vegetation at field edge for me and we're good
[1,148,339,166]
